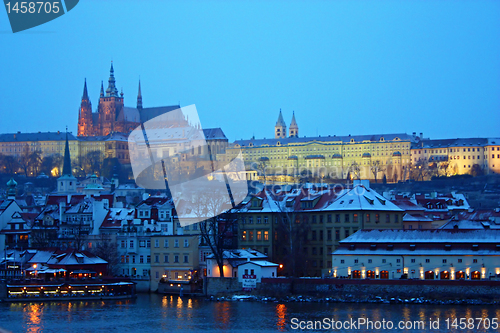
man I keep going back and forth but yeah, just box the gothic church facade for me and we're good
[78,63,182,137]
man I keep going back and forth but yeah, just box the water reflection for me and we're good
[214,301,231,328]
[25,303,42,333]
[3,295,500,333]
[275,303,286,331]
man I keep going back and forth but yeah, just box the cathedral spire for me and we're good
[137,80,143,109]
[106,61,118,97]
[276,109,286,127]
[100,81,104,97]
[275,109,287,139]
[82,78,89,100]
[289,110,299,138]
[62,129,72,176]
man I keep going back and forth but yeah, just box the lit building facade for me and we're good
[332,229,500,280]
[411,138,500,175]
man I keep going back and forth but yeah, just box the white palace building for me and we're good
[332,229,500,281]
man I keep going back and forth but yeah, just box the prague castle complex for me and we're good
[0,63,498,181]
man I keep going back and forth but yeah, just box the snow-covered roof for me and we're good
[333,248,500,256]
[28,249,107,265]
[236,260,279,267]
[403,213,433,222]
[340,229,500,244]
[323,185,403,212]
[206,248,267,260]
[440,219,500,230]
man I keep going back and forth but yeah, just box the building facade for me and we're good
[149,234,200,291]
[236,182,404,276]
[411,138,500,176]
[219,111,413,182]
[332,229,500,280]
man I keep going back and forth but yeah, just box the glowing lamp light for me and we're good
[33,264,37,269]
[279,264,283,269]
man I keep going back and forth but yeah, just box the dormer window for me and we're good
[301,201,313,209]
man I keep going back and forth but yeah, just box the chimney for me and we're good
[420,132,423,139]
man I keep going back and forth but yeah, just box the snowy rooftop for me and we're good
[323,185,403,212]
[235,260,279,267]
[340,229,500,244]
[206,248,267,260]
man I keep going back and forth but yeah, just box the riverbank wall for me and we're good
[206,277,500,301]
[0,281,6,299]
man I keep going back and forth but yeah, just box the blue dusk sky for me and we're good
[0,0,499,142]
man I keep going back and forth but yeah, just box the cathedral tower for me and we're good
[98,62,124,136]
[289,111,298,138]
[77,79,93,136]
[275,109,287,139]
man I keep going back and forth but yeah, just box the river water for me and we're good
[1,294,500,332]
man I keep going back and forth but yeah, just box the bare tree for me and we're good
[470,164,484,177]
[192,189,239,278]
[254,158,269,184]
[1,155,19,174]
[411,158,428,181]
[348,161,361,180]
[90,236,121,276]
[18,144,31,176]
[428,162,439,179]
[439,162,450,177]
[30,221,58,248]
[29,150,43,177]
[270,192,311,277]
[40,154,63,176]
[369,160,385,183]
[83,151,103,176]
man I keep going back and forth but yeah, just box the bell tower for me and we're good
[289,111,298,138]
[275,109,287,139]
